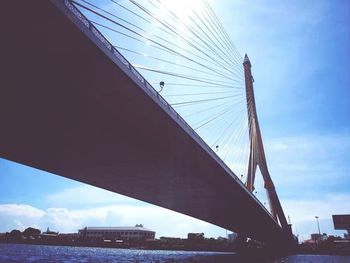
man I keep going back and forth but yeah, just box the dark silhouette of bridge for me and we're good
[0,0,294,249]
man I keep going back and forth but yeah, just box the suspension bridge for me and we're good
[0,0,295,250]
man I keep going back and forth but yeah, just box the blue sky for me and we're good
[0,0,349,242]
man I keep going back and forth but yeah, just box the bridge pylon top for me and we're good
[243,54,251,66]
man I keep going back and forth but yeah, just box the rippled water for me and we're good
[1,243,349,263]
[0,243,237,263]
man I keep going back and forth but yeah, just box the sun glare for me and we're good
[158,0,204,23]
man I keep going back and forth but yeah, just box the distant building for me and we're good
[187,233,204,241]
[159,237,183,244]
[38,227,59,240]
[228,233,237,242]
[40,227,58,237]
[311,233,321,241]
[78,225,155,241]
[59,233,79,239]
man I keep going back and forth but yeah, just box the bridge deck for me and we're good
[0,0,289,245]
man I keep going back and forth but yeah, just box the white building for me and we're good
[78,225,155,241]
[228,232,237,242]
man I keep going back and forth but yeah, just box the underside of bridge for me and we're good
[0,0,292,247]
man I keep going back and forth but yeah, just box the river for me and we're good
[0,243,349,262]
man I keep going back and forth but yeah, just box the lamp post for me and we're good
[315,216,321,235]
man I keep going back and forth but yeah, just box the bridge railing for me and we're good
[61,0,275,222]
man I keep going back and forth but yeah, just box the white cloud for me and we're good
[283,193,350,223]
[0,204,45,232]
[0,204,45,218]
[282,193,350,241]
[264,133,350,190]
[42,185,228,237]
[0,200,226,238]
[2,193,347,241]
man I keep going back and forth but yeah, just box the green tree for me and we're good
[9,229,22,239]
[23,227,41,237]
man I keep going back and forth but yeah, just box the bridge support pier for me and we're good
[235,232,296,259]
[234,234,247,252]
